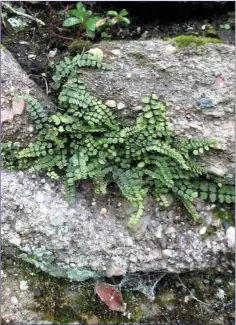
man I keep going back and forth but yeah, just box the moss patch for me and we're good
[170,35,224,48]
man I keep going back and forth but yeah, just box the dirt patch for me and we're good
[2,1,235,97]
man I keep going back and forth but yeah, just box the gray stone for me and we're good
[1,42,235,281]
[82,41,234,179]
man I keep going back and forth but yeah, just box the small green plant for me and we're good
[2,51,234,225]
[62,2,101,38]
[219,24,231,30]
[62,2,131,39]
[106,9,130,26]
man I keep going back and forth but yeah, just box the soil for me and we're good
[1,1,235,98]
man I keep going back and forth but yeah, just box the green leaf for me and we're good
[209,193,217,202]
[85,17,97,31]
[119,9,128,17]
[193,149,198,155]
[76,2,86,11]
[137,162,145,168]
[191,192,198,199]
[121,17,130,24]
[142,97,150,104]
[144,111,153,119]
[62,17,81,27]
[69,9,85,20]
[107,10,118,16]
[86,29,95,38]
[71,154,79,167]
[200,192,208,200]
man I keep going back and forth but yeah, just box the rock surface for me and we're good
[82,40,235,181]
[1,48,57,143]
[2,171,234,280]
[1,42,235,279]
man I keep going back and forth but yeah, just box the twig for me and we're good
[2,2,45,26]
[51,30,73,41]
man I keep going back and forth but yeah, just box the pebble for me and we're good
[35,191,44,203]
[111,49,121,56]
[165,44,177,54]
[48,48,57,58]
[70,263,76,268]
[9,236,21,246]
[106,263,126,277]
[10,296,18,304]
[164,226,176,235]
[100,207,107,215]
[126,237,133,246]
[28,54,36,59]
[162,249,174,258]
[199,226,207,235]
[226,227,235,248]
[20,280,29,291]
[155,226,163,239]
[105,100,116,108]
[201,25,206,30]
[43,183,51,192]
[117,102,126,110]
[126,73,132,79]
[28,125,34,133]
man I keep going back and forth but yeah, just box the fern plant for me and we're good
[2,51,235,225]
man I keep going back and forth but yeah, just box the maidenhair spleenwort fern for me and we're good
[2,51,235,225]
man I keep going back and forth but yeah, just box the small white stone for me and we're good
[126,73,132,79]
[14,220,23,232]
[126,237,133,246]
[91,201,96,206]
[28,54,36,59]
[10,296,18,304]
[162,249,174,258]
[166,44,177,54]
[35,191,44,203]
[216,288,225,300]
[28,125,34,133]
[117,102,126,110]
[20,280,29,291]
[43,183,51,192]
[164,226,176,235]
[155,226,163,239]
[199,226,207,235]
[106,263,125,277]
[100,207,107,215]
[226,227,235,248]
[201,25,206,30]
[48,48,57,58]
[9,236,21,246]
[105,100,116,108]
[70,263,76,268]
[111,49,121,56]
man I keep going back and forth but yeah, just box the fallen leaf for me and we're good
[96,18,107,28]
[12,98,26,115]
[95,281,126,312]
[215,76,227,88]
